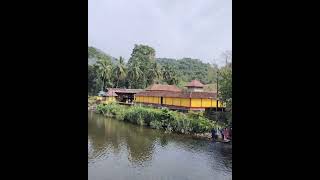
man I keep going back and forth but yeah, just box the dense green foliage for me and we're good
[88,46,116,65]
[88,65,99,95]
[161,63,180,85]
[88,45,226,94]
[218,63,232,108]
[156,58,218,85]
[113,56,127,88]
[88,45,232,120]
[96,103,217,134]
[127,45,158,89]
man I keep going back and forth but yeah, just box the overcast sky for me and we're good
[89,0,232,65]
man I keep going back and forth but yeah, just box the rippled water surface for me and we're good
[88,111,232,180]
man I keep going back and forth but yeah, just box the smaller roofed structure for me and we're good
[105,88,143,103]
[185,80,204,88]
[185,80,204,92]
[105,88,123,97]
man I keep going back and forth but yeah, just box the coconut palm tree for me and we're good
[127,61,143,88]
[162,64,179,85]
[97,58,113,91]
[147,62,162,84]
[114,56,127,88]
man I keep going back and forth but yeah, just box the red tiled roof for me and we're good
[105,88,143,96]
[135,90,217,99]
[145,84,182,92]
[185,80,204,88]
[114,89,143,94]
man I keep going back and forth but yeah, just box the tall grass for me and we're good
[95,103,217,134]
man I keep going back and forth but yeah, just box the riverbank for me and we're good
[91,103,228,140]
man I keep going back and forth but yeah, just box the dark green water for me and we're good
[88,111,232,180]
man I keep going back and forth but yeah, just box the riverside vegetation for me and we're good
[95,103,220,134]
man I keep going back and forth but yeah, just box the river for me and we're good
[88,111,232,180]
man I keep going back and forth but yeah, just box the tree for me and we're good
[218,64,232,108]
[88,65,99,95]
[113,56,127,88]
[96,58,113,90]
[162,64,180,85]
[127,60,143,88]
[127,44,156,88]
[156,57,215,84]
[88,46,114,65]
[221,50,232,67]
[147,62,162,84]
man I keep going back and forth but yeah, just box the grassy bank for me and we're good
[95,103,219,134]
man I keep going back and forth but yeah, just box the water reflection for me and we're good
[88,111,232,180]
[88,112,157,166]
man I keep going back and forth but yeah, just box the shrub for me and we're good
[95,103,216,134]
[150,120,163,129]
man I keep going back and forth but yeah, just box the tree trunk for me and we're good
[116,73,119,88]
[101,79,104,91]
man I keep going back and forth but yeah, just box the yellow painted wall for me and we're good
[102,96,116,104]
[211,99,216,107]
[180,98,190,107]
[152,97,159,104]
[173,98,180,106]
[168,97,173,105]
[164,97,172,105]
[191,98,202,107]
[210,99,225,107]
[201,99,212,107]
[135,95,225,108]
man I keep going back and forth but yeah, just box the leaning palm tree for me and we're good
[127,61,143,88]
[97,58,113,91]
[114,56,127,88]
[148,62,162,85]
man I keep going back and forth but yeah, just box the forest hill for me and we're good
[88,44,232,112]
